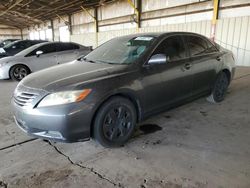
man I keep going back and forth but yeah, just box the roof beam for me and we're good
[0,0,118,28]
[32,0,82,19]
[9,10,44,24]
[0,0,25,16]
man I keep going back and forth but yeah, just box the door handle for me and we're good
[216,56,222,61]
[183,63,192,70]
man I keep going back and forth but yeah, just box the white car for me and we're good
[0,42,91,81]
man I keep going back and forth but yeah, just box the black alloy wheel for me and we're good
[93,97,136,147]
[207,72,229,103]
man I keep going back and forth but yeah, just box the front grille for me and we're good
[14,92,38,107]
[13,84,48,108]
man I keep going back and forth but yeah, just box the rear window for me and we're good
[57,43,79,52]
[185,35,218,56]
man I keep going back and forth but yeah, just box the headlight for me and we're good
[38,89,92,107]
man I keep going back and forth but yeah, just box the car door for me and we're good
[25,43,58,71]
[183,35,221,95]
[56,43,80,64]
[157,35,193,107]
[141,35,193,114]
[140,61,166,114]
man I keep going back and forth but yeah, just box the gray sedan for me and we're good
[12,32,235,147]
[0,42,91,81]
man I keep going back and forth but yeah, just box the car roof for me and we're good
[117,31,207,39]
[6,39,46,45]
[15,41,82,57]
[31,41,78,47]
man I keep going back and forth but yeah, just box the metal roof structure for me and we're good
[0,0,116,28]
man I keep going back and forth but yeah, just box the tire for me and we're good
[10,65,30,81]
[93,97,137,147]
[207,72,229,103]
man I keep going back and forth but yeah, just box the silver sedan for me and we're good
[0,42,91,81]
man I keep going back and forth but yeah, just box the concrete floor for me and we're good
[0,67,250,188]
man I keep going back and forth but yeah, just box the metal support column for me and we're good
[137,0,141,29]
[211,0,220,41]
[68,14,73,35]
[20,28,23,40]
[81,6,98,48]
[127,0,141,31]
[51,19,55,41]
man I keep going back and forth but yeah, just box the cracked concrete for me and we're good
[0,67,250,188]
[45,140,120,187]
[0,139,37,151]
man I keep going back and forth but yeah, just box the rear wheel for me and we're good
[207,72,229,103]
[93,97,137,147]
[10,65,30,81]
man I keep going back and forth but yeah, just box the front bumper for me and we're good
[0,66,10,79]
[12,99,93,142]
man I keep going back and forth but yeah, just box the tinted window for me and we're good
[26,44,57,56]
[206,40,218,53]
[30,41,40,45]
[153,36,186,61]
[69,43,80,50]
[14,41,28,49]
[186,36,218,56]
[56,43,79,52]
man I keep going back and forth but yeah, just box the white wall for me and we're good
[0,25,22,40]
[216,16,250,66]
[142,0,208,12]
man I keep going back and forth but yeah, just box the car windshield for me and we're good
[3,41,19,49]
[83,36,156,64]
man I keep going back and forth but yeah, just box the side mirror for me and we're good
[148,54,168,65]
[0,48,5,53]
[36,50,43,57]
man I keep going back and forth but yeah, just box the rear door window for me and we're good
[56,43,79,52]
[206,40,218,53]
[185,35,218,56]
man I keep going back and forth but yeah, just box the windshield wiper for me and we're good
[80,57,96,63]
[95,60,119,65]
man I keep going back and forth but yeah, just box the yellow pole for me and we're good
[211,0,220,41]
[212,0,219,24]
[127,0,140,32]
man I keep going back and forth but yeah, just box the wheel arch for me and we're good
[221,68,231,83]
[90,90,142,137]
[9,64,32,78]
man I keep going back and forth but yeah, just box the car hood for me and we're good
[20,60,134,92]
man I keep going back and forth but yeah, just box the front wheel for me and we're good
[93,97,137,147]
[10,65,30,81]
[207,72,229,103]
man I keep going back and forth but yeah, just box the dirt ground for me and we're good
[0,67,249,188]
